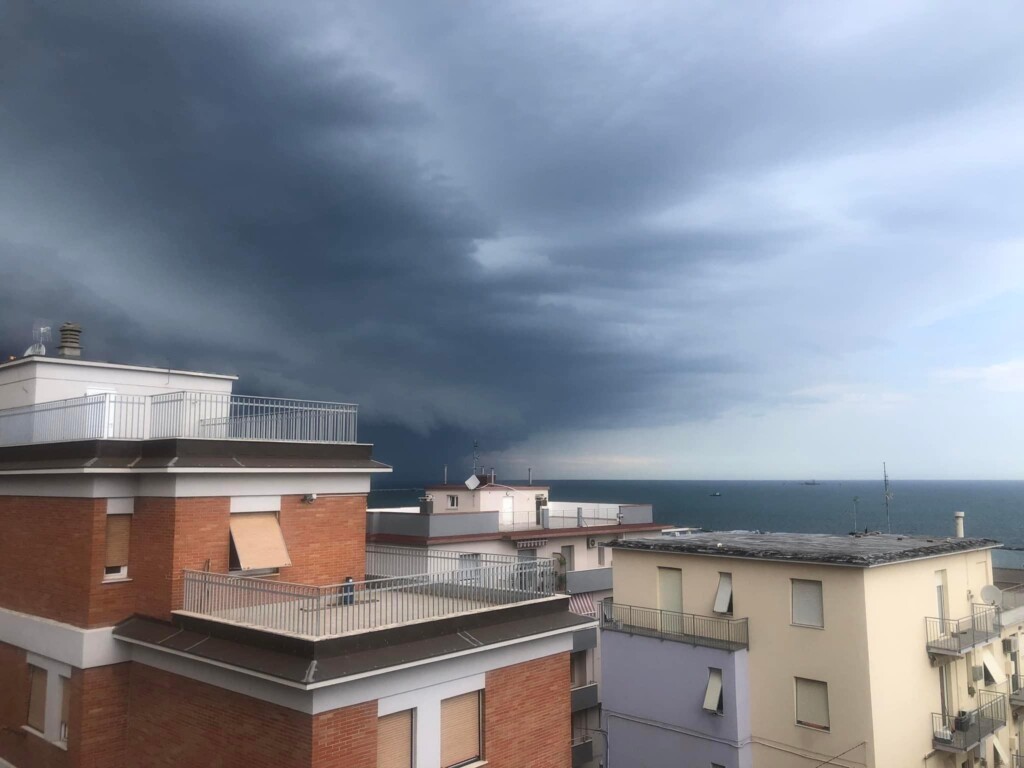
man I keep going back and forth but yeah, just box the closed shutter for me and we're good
[792,580,823,627]
[377,710,412,768]
[441,691,481,767]
[657,567,683,614]
[105,515,131,568]
[795,678,830,730]
[229,512,292,570]
[27,665,46,732]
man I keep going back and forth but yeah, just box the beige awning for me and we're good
[702,668,723,713]
[229,512,291,570]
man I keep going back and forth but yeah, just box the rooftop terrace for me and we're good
[612,531,1000,567]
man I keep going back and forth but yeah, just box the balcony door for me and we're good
[658,566,683,634]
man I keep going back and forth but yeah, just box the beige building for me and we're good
[601,528,1024,768]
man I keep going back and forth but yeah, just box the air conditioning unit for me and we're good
[971,665,985,682]
[1005,637,1019,653]
[587,537,598,549]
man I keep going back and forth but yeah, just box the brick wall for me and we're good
[68,664,129,768]
[0,496,101,626]
[312,701,377,768]
[0,642,70,768]
[126,664,318,767]
[485,652,572,768]
[279,494,367,585]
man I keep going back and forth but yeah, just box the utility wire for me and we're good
[812,740,867,768]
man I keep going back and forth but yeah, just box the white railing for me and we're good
[180,550,558,639]
[0,394,147,446]
[0,391,358,446]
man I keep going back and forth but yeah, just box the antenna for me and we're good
[23,324,51,357]
[851,496,859,532]
[443,464,448,484]
[883,463,893,534]
[472,440,480,475]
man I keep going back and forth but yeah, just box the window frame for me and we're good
[447,494,459,509]
[376,708,414,768]
[24,655,72,748]
[791,578,824,629]
[795,677,830,732]
[102,506,133,583]
[440,690,483,768]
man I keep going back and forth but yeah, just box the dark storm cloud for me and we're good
[3,2,1023,478]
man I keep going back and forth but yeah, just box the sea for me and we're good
[368,479,1024,549]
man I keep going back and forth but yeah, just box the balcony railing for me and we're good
[1003,584,1024,613]
[571,736,594,767]
[932,690,1006,752]
[180,550,558,639]
[0,391,358,446]
[1011,674,1024,708]
[925,605,999,655]
[600,599,749,651]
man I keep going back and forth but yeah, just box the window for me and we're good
[561,544,575,572]
[713,573,733,615]
[447,494,459,509]
[702,668,724,715]
[59,677,70,743]
[103,512,131,581]
[377,709,413,768]
[441,691,482,767]
[228,511,291,572]
[792,579,824,628]
[795,678,830,731]
[598,544,606,567]
[570,651,587,687]
[27,664,46,733]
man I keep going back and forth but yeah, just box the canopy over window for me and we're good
[229,512,291,570]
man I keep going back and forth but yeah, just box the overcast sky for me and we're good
[3,2,1024,480]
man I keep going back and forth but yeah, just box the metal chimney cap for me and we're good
[57,322,82,358]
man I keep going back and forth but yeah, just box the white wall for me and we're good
[0,358,234,409]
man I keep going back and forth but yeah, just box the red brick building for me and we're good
[0,333,591,768]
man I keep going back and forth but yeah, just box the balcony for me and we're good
[599,600,749,651]
[179,548,558,640]
[566,567,613,595]
[1011,675,1024,708]
[571,681,600,713]
[571,736,594,767]
[0,391,358,447]
[925,605,999,656]
[932,690,1006,752]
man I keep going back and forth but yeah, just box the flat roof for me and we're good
[424,483,550,491]
[0,355,237,380]
[611,531,1000,567]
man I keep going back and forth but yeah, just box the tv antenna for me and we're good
[883,463,893,534]
[472,440,480,475]
[23,324,51,357]
[851,496,859,532]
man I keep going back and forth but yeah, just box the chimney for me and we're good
[528,467,533,486]
[954,510,965,539]
[57,323,82,358]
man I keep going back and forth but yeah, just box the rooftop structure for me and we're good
[0,333,590,768]
[614,531,1000,567]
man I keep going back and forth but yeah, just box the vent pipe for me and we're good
[954,511,965,539]
[57,322,82,358]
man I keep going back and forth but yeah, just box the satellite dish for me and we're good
[981,584,1003,606]
[465,475,480,490]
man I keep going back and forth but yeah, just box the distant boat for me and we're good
[709,492,722,497]
[803,480,821,486]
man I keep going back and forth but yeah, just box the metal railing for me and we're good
[932,690,1006,752]
[1011,674,1024,706]
[925,605,999,655]
[180,551,557,639]
[599,599,749,651]
[150,392,357,443]
[1003,584,1024,612]
[0,393,147,446]
[0,390,358,446]
[365,544,531,578]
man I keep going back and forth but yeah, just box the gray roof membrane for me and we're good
[610,531,1000,567]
